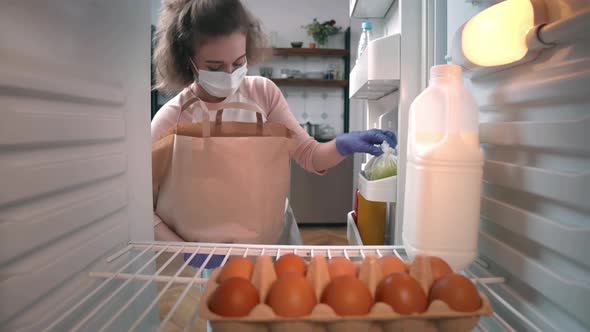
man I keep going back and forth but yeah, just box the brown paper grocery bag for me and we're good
[152,98,293,243]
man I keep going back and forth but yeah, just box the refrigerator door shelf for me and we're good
[350,34,401,100]
[350,0,397,18]
[347,211,364,245]
[358,172,397,203]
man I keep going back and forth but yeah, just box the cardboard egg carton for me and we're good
[199,255,493,332]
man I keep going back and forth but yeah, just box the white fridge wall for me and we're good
[393,0,426,244]
[0,1,154,330]
[447,2,590,331]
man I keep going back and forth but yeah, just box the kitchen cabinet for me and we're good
[289,158,354,224]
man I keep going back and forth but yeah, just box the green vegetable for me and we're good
[364,141,397,180]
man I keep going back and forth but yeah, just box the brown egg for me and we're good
[375,273,428,314]
[208,277,259,317]
[218,257,254,283]
[274,253,306,277]
[321,276,373,316]
[265,273,317,317]
[328,257,357,279]
[379,256,407,278]
[429,273,482,312]
[430,256,453,283]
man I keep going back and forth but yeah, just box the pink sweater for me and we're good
[151,76,320,173]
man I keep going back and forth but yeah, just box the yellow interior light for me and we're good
[461,0,535,67]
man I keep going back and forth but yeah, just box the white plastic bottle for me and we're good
[357,21,372,63]
[402,64,483,271]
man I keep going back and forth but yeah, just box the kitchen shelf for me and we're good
[44,241,539,332]
[271,48,349,57]
[350,0,396,18]
[271,78,348,87]
[350,33,401,100]
[265,28,351,133]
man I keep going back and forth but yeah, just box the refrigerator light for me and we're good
[451,1,590,72]
[450,0,547,70]
[462,0,535,66]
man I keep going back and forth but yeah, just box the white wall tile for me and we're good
[282,87,306,123]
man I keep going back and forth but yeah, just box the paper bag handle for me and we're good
[177,98,265,137]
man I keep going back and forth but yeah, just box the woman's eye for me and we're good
[208,67,223,72]
[232,63,245,72]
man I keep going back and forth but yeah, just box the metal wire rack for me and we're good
[43,241,544,332]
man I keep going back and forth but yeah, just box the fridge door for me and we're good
[446,3,590,332]
[0,1,153,330]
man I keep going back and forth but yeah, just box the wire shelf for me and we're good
[44,241,544,332]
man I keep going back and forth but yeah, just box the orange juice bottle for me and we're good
[357,192,387,245]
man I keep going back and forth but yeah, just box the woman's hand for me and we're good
[335,129,397,156]
[311,129,397,172]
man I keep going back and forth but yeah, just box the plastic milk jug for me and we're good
[402,64,483,271]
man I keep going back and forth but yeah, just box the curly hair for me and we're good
[153,0,268,93]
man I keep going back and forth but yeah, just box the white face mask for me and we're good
[191,59,248,98]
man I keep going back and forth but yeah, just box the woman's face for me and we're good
[194,32,247,73]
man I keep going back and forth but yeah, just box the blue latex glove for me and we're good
[335,129,397,156]
[183,253,226,269]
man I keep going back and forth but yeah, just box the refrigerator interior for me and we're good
[352,0,589,331]
[0,0,588,331]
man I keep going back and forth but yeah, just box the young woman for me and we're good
[152,0,396,242]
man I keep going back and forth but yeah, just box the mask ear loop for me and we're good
[188,58,200,98]
[189,58,199,79]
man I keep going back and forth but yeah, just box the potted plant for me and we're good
[302,19,342,47]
